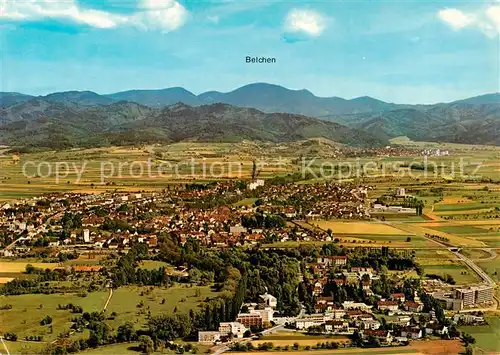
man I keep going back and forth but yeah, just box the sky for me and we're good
[0,0,499,104]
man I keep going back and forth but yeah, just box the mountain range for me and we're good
[0,99,384,150]
[1,83,499,147]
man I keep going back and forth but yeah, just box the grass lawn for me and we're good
[459,316,500,353]
[137,260,171,270]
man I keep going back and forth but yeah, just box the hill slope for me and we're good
[0,101,385,149]
[322,102,500,145]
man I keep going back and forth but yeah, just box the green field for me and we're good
[427,225,490,235]
[434,203,498,212]
[423,264,479,284]
[459,316,500,353]
[476,257,500,281]
[0,291,109,342]
[104,284,220,329]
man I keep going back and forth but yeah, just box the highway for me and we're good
[452,249,495,286]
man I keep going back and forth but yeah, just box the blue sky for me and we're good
[0,0,499,103]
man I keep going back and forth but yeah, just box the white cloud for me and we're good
[284,9,326,36]
[486,5,500,29]
[438,8,473,29]
[0,0,188,32]
[438,5,500,37]
[134,0,188,32]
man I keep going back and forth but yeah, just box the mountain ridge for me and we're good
[0,100,385,149]
[1,84,498,146]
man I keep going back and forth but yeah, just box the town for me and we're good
[0,174,497,355]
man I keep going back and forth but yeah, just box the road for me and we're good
[452,249,495,286]
[0,337,10,355]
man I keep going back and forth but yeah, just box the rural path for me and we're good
[103,287,113,311]
[0,337,10,355]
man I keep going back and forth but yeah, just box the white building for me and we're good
[219,322,247,338]
[83,229,90,243]
[295,314,326,330]
[248,179,265,190]
[259,293,277,309]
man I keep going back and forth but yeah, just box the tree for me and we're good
[138,335,154,354]
[116,322,136,342]
[462,333,476,346]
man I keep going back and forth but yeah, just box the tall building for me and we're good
[474,286,493,304]
[455,286,493,306]
[455,288,475,306]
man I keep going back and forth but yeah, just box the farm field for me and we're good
[425,225,492,235]
[232,339,462,355]
[313,221,407,235]
[459,249,493,260]
[0,261,59,272]
[394,222,485,247]
[251,331,350,347]
[0,261,60,283]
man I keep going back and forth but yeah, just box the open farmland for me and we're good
[251,331,350,347]
[313,221,407,235]
[0,261,59,283]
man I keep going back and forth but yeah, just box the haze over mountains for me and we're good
[1,83,499,148]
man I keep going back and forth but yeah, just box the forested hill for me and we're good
[0,100,386,149]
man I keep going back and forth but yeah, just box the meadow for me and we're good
[414,249,480,284]
[0,291,109,342]
[103,284,220,329]
[459,316,500,354]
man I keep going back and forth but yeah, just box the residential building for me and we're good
[325,320,348,332]
[404,301,423,313]
[391,293,405,303]
[377,300,399,312]
[362,330,393,344]
[401,327,422,339]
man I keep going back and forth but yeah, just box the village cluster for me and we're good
[0,178,494,353]
[0,181,371,256]
[198,254,492,347]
